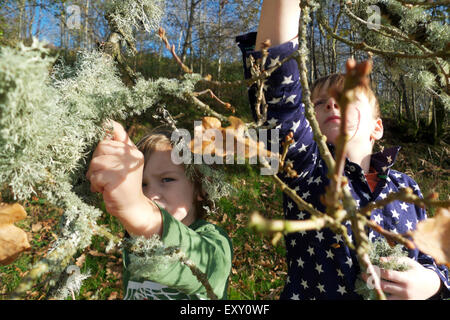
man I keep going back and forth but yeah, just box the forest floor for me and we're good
[0,117,448,300]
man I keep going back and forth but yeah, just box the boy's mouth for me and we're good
[324,115,341,124]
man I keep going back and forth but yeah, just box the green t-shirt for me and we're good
[122,207,232,300]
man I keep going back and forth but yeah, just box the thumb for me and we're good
[106,120,134,147]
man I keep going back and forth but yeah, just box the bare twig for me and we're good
[158,27,193,74]
[193,89,235,113]
[178,253,219,300]
[253,39,272,126]
[187,94,228,122]
[360,188,450,218]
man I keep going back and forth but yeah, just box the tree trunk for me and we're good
[432,98,437,144]
[318,27,327,75]
[217,1,223,82]
[311,17,319,80]
[158,41,163,77]
[330,2,341,74]
[431,97,446,144]
[427,98,433,126]
[399,75,411,120]
[84,0,90,49]
[18,0,25,40]
[60,7,65,48]
[398,89,403,120]
[181,0,199,64]
[27,0,36,41]
[411,86,418,128]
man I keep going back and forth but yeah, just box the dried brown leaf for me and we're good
[190,116,274,159]
[31,222,42,233]
[107,291,119,300]
[411,207,450,267]
[76,253,87,268]
[88,249,107,257]
[0,224,30,265]
[202,117,222,129]
[0,203,30,265]
[0,203,27,224]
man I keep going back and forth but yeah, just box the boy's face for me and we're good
[142,147,197,226]
[312,85,383,147]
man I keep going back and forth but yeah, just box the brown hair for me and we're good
[311,73,381,119]
[136,127,208,220]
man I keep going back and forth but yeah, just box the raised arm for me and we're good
[255,0,300,51]
[86,120,163,238]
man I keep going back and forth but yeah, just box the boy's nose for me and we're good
[143,185,161,202]
[148,190,162,202]
[326,97,339,110]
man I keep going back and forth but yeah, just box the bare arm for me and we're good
[255,0,301,51]
[86,120,163,238]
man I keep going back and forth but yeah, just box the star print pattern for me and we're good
[236,32,449,300]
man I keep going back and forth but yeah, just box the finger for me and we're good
[90,180,104,194]
[86,155,122,181]
[92,140,129,158]
[379,267,409,285]
[386,294,403,301]
[379,279,405,297]
[361,264,381,280]
[107,120,135,147]
[88,170,113,194]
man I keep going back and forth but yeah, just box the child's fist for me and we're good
[86,120,146,218]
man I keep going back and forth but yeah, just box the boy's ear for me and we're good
[371,118,383,142]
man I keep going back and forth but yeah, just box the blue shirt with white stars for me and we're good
[236,32,449,300]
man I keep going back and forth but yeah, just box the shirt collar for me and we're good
[370,146,401,173]
[326,144,401,174]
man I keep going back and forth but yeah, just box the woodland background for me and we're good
[0,0,448,299]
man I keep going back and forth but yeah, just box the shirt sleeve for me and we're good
[124,207,232,300]
[238,32,324,168]
[236,32,311,149]
[236,32,327,209]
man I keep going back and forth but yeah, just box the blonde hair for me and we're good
[311,73,381,119]
[136,128,209,220]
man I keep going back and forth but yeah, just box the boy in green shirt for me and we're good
[86,121,232,300]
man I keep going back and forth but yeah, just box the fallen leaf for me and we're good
[88,249,107,257]
[0,203,27,224]
[76,253,86,268]
[31,222,42,233]
[221,213,228,223]
[410,207,450,267]
[107,291,118,300]
[0,203,31,265]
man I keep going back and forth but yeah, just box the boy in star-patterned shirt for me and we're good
[236,0,449,300]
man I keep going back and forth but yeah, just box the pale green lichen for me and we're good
[124,234,183,281]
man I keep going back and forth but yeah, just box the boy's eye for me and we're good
[142,182,148,188]
[162,177,175,183]
[314,99,326,107]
